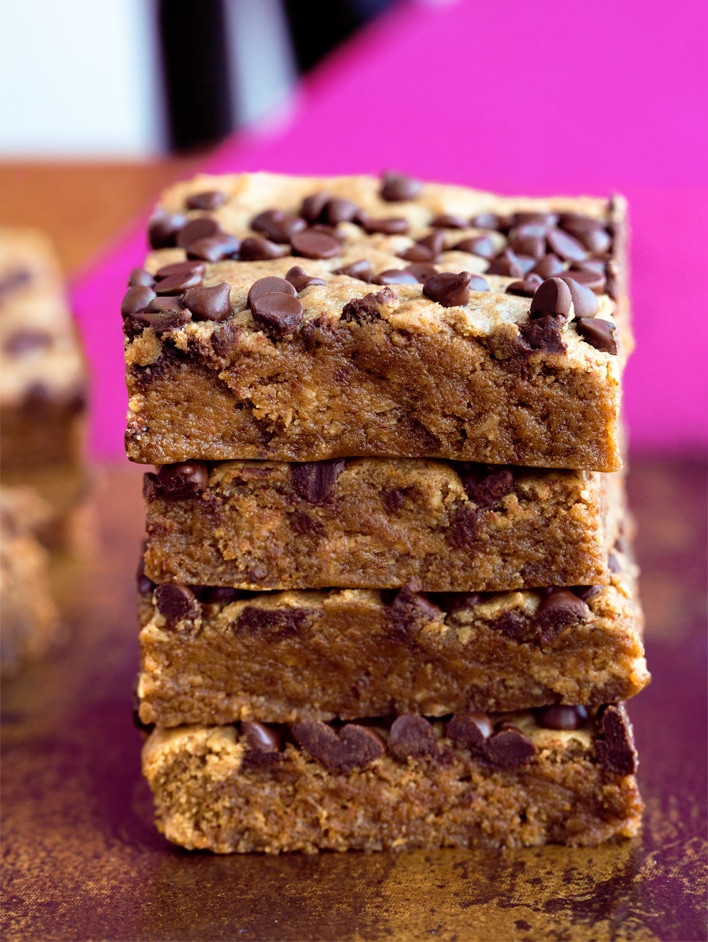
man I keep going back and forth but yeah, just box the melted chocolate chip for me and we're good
[292,720,385,772]
[147,210,186,249]
[176,216,222,249]
[576,318,618,354]
[380,171,422,202]
[460,466,514,508]
[517,315,566,354]
[247,276,297,308]
[239,236,287,261]
[492,610,527,640]
[485,726,537,768]
[291,459,346,503]
[285,266,326,291]
[446,712,492,752]
[186,190,227,211]
[533,589,590,643]
[291,229,341,259]
[529,277,573,319]
[432,592,482,616]
[155,583,200,628]
[447,506,482,548]
[340,289,392,324]
[250,292,304,339]
[389,715,439,760]
[251,209,306,244]
[595,704,638,775]
[536,704,589,730]
[183,283,232,322]
[155,461,209,499]
[385,583,442,638]
[423,271,471,307]
[186,234,240,263]
[333,260,373,282]
[234,607,308,638]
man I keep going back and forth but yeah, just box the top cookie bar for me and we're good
[123,172,630,470]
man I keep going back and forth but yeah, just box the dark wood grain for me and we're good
[1,455,706,942]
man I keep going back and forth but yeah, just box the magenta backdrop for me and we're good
[71,0,708,458]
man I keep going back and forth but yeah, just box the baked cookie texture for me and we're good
[141,704,643,854]
[124,172,629,470]
[0,485,60,674]
[136,548,648,726]
[142,457,625,592]
[0,228,91,551]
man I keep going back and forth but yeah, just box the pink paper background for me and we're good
[71,0,708,459]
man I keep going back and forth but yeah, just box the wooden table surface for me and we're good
[1,163,706,941]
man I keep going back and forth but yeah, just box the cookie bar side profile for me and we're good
[137,551,649,726]
[124,172,627,470]
[141,705,644,853]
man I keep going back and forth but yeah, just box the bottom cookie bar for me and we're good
[142,704,643,854]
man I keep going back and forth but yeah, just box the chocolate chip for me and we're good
[485,726,537,768]
[380,171,422,202]
[4,330,53,355]
[155,269,204,295]
[238,236,287,261]
[431,213,468,229]
[403,263,439,283]
[155,260,206,281]
[419,231,446,255]
[372,268,419,286]
[291,458,346,502]
[121,285,156,318]
[423,271,471,307]
[576,318,618,355]
[530,254,566,279]
[384,582,442,637]
[129,268,156,287]
[285,266,327,291]
[517,315,566,354]
[389,715,439,760]
[446,712,492,752]
[242,721,281,753]
[300,192,331,223]
[595,704,638,775]
[536,704,589,730]
[156,461,209,498]
[529,277,572,319]
[506,276,543,297]
[183,283,232,322]
[362,216,409,235]
[432,592,482,616]
[323,197,360,225]
[202,586,246,605]
[382,488,406,513]
[146,295,187,315]
[333,260,373,282]
[148,210,186,249]
[340,288,393,324]
[564,266,606,293]
[291,511,326,538]
[155,583,200,627]
[251,209,306,244]
[186,190,227,211]
[176,216,222,248]
[291,229,341,259]
[398,243,437,263]
[447,506,482,548]
[235,607,308,638]
[186,234,240,263]
[485,248,528,278]
[452,235,496,259]
[470,212,505,231]
[250,292,304,339]
[546,228,588,262]
[247,276,297,308]
[508,233,546,259]
[557,275,599,318]
[491,610,527,641]
[292,720,385,772]
[573,585,602,602]
[127,302,192,334]
[533,589,590,643]
[460,466,514,508]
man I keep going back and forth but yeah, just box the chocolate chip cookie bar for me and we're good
[137,547,648,726]
[124,172,629,471]
[142,457,625,592]
[0,484,60,674]
[141,703,643,853]
[0,227,88,472]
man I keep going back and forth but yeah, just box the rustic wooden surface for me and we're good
[1,457,706,942]
[1,163,706,941]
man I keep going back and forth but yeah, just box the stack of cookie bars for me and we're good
[124,172,650,853]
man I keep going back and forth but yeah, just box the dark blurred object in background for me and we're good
[157,0,396,153]
[282,0,395,73]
